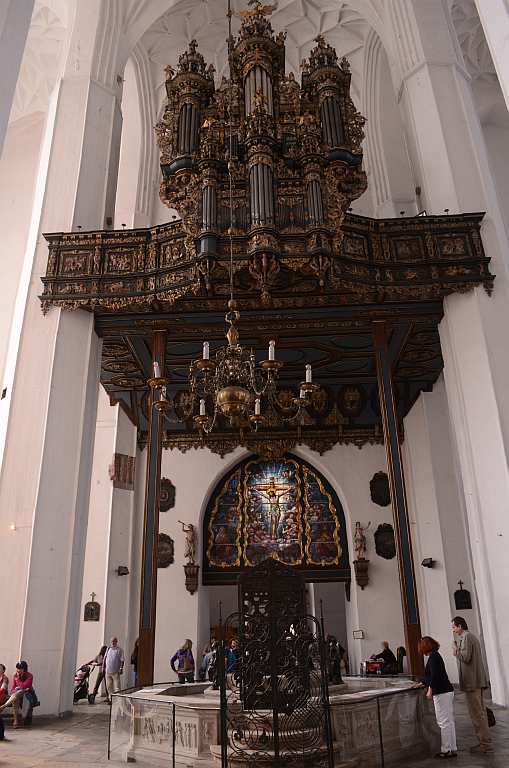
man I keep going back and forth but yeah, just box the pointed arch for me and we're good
[131,42,158,226]
[202,453,351,585]
[362,28,417,217]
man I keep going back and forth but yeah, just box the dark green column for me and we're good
[373,321,423,675]
[137,330,167,686]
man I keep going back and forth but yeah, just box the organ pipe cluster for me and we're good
[156,3,367,275]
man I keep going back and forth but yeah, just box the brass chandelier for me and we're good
[190,301,318,433]
[189,0,318,435]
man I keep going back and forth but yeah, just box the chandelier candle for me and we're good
[306,364,312,383]
[200,399,206,417]
[153,361,161,378]
[203,342,209,361]
[255,398,261,416]
[268,341,275,361]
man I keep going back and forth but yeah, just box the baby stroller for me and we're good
[73,664,91,704]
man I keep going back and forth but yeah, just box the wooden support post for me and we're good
[372,321,423,675]
[137,330,167,686]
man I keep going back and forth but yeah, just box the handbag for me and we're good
[486,707,496,727]
[25,688,40,708]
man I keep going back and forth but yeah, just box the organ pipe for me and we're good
[250,163,274,226]
[202,185,217,230]
[307,180,324,226]
[178,103,200,154]
[245,66,273,115]
[320,96,344,148]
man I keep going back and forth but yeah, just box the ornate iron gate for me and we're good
[218,560,334,768]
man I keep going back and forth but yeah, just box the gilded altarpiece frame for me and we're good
[204,454,350,584]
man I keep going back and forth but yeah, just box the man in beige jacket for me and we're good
[452,617,492,754]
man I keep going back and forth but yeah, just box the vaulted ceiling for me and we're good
[10,1,504,135]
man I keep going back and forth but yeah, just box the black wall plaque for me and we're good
[84,600,100,622]
[370,471,391,507]
[159,477,176,512]
[454,585,472,610]
[374,523,396,560]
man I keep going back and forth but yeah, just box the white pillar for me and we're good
[440,293,509,705]
[103,405,137,685]
[474,0,509,114]
[0,0,34,158]
[404,378,482,684]
[387,0,509,704]
[0,0,124,714]
[20,311,101,716]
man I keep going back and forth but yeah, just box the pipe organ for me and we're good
[156,4,367,303]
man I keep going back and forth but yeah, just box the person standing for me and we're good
[226,638,239,674]
[419,636,457,759]
[452,617,492,754]
[170,640,195,684]
[103,638,125,703]
[87,645,107,704]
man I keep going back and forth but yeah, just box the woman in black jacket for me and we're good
[419,636,457,760]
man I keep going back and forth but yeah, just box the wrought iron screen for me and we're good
[218,560,334,768]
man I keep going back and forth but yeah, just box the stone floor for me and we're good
[0,692,507,767]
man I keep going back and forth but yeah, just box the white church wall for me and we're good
[138,442,406,683]
[362,32,417,220]
[403,377,482,683]
[102,405,137,684]
[115,57,141,230]
[482,120,509,236]
[153,447,244,682]
[295,445,405,674]
[76,387,115,670]
[77,390,138,690]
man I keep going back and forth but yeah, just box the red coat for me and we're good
[12,671,33,693]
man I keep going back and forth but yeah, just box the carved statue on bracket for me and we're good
[179,520,199,594]
[353,521,371,590]
[353,521,370,560]
[179,520,197,563]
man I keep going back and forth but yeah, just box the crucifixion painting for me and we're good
[244,459,303,566]
[206,456,344,573]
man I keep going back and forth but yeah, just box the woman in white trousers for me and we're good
[419,636,457,759]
